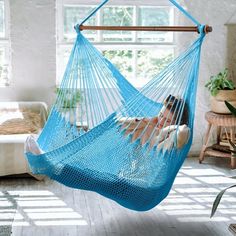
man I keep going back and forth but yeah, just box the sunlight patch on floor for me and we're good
[165,209,210,216]
[175,187,220,193]
[34,220,88,226]
[0,190,88,227]
[181,169,225,176]
[196,176,236,184]
[177,216,230,222]
[161,165,236,223]
[173,177,201,185]
[159,204,205,210]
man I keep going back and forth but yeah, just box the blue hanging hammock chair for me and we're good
[25,0,209,211]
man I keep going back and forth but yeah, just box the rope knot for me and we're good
[197,24,206,35]
[74,24,80,34]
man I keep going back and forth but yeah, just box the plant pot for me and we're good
[62,107,82,123]
[210,89,236,114]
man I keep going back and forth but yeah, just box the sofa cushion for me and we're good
[0,108,42,135]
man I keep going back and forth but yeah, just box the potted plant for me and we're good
[55,88,82,123]
[56,88,82,109]
[205,68,236,114]
[211,101,236,220]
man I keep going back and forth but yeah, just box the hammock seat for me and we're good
[25,0,207,211]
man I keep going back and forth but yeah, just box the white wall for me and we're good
[182,0,236,155]
[0,0,56,105]
[0,0,236,155]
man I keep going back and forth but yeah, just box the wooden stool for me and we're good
[199,111,236,169]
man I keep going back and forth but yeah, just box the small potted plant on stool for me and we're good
[205,68,236,114]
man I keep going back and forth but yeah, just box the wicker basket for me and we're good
[210,90,236,114]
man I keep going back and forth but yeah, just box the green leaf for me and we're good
[225,101,236,116]
[224,80,235,90]
[229,175,236,179]
[211,89,218,96]
[211,184,236,217]
[205,81,211,88]
[206,68,236,95]
[228,139,236,150]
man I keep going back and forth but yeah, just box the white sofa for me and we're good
[0,102,47,177]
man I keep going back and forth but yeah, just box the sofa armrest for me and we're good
[0,101,48,177]
[0,101,48,128]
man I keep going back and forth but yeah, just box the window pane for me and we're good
[103,50,134,78]
[64,6,97,42]
[57,47,174,88]
[0,47,9,87]
[0,1,5,37]
[138,7,174,43]
[137,49,174,86]
[102,7,134,42]
[102,49,174,87]
[58,3,175,88]
[57,48,134,86]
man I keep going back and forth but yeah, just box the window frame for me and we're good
[0,0,10,87]
[56,0,177,87]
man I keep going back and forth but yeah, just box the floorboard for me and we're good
[0,157,236,236]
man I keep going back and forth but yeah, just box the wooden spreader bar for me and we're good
[79,25,213,34]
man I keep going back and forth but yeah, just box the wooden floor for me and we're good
[1,157,236,236]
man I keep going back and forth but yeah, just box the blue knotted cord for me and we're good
[26,0,207,211]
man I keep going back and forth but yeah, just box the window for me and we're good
[57,0,175,87]
[0,0,10,87]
